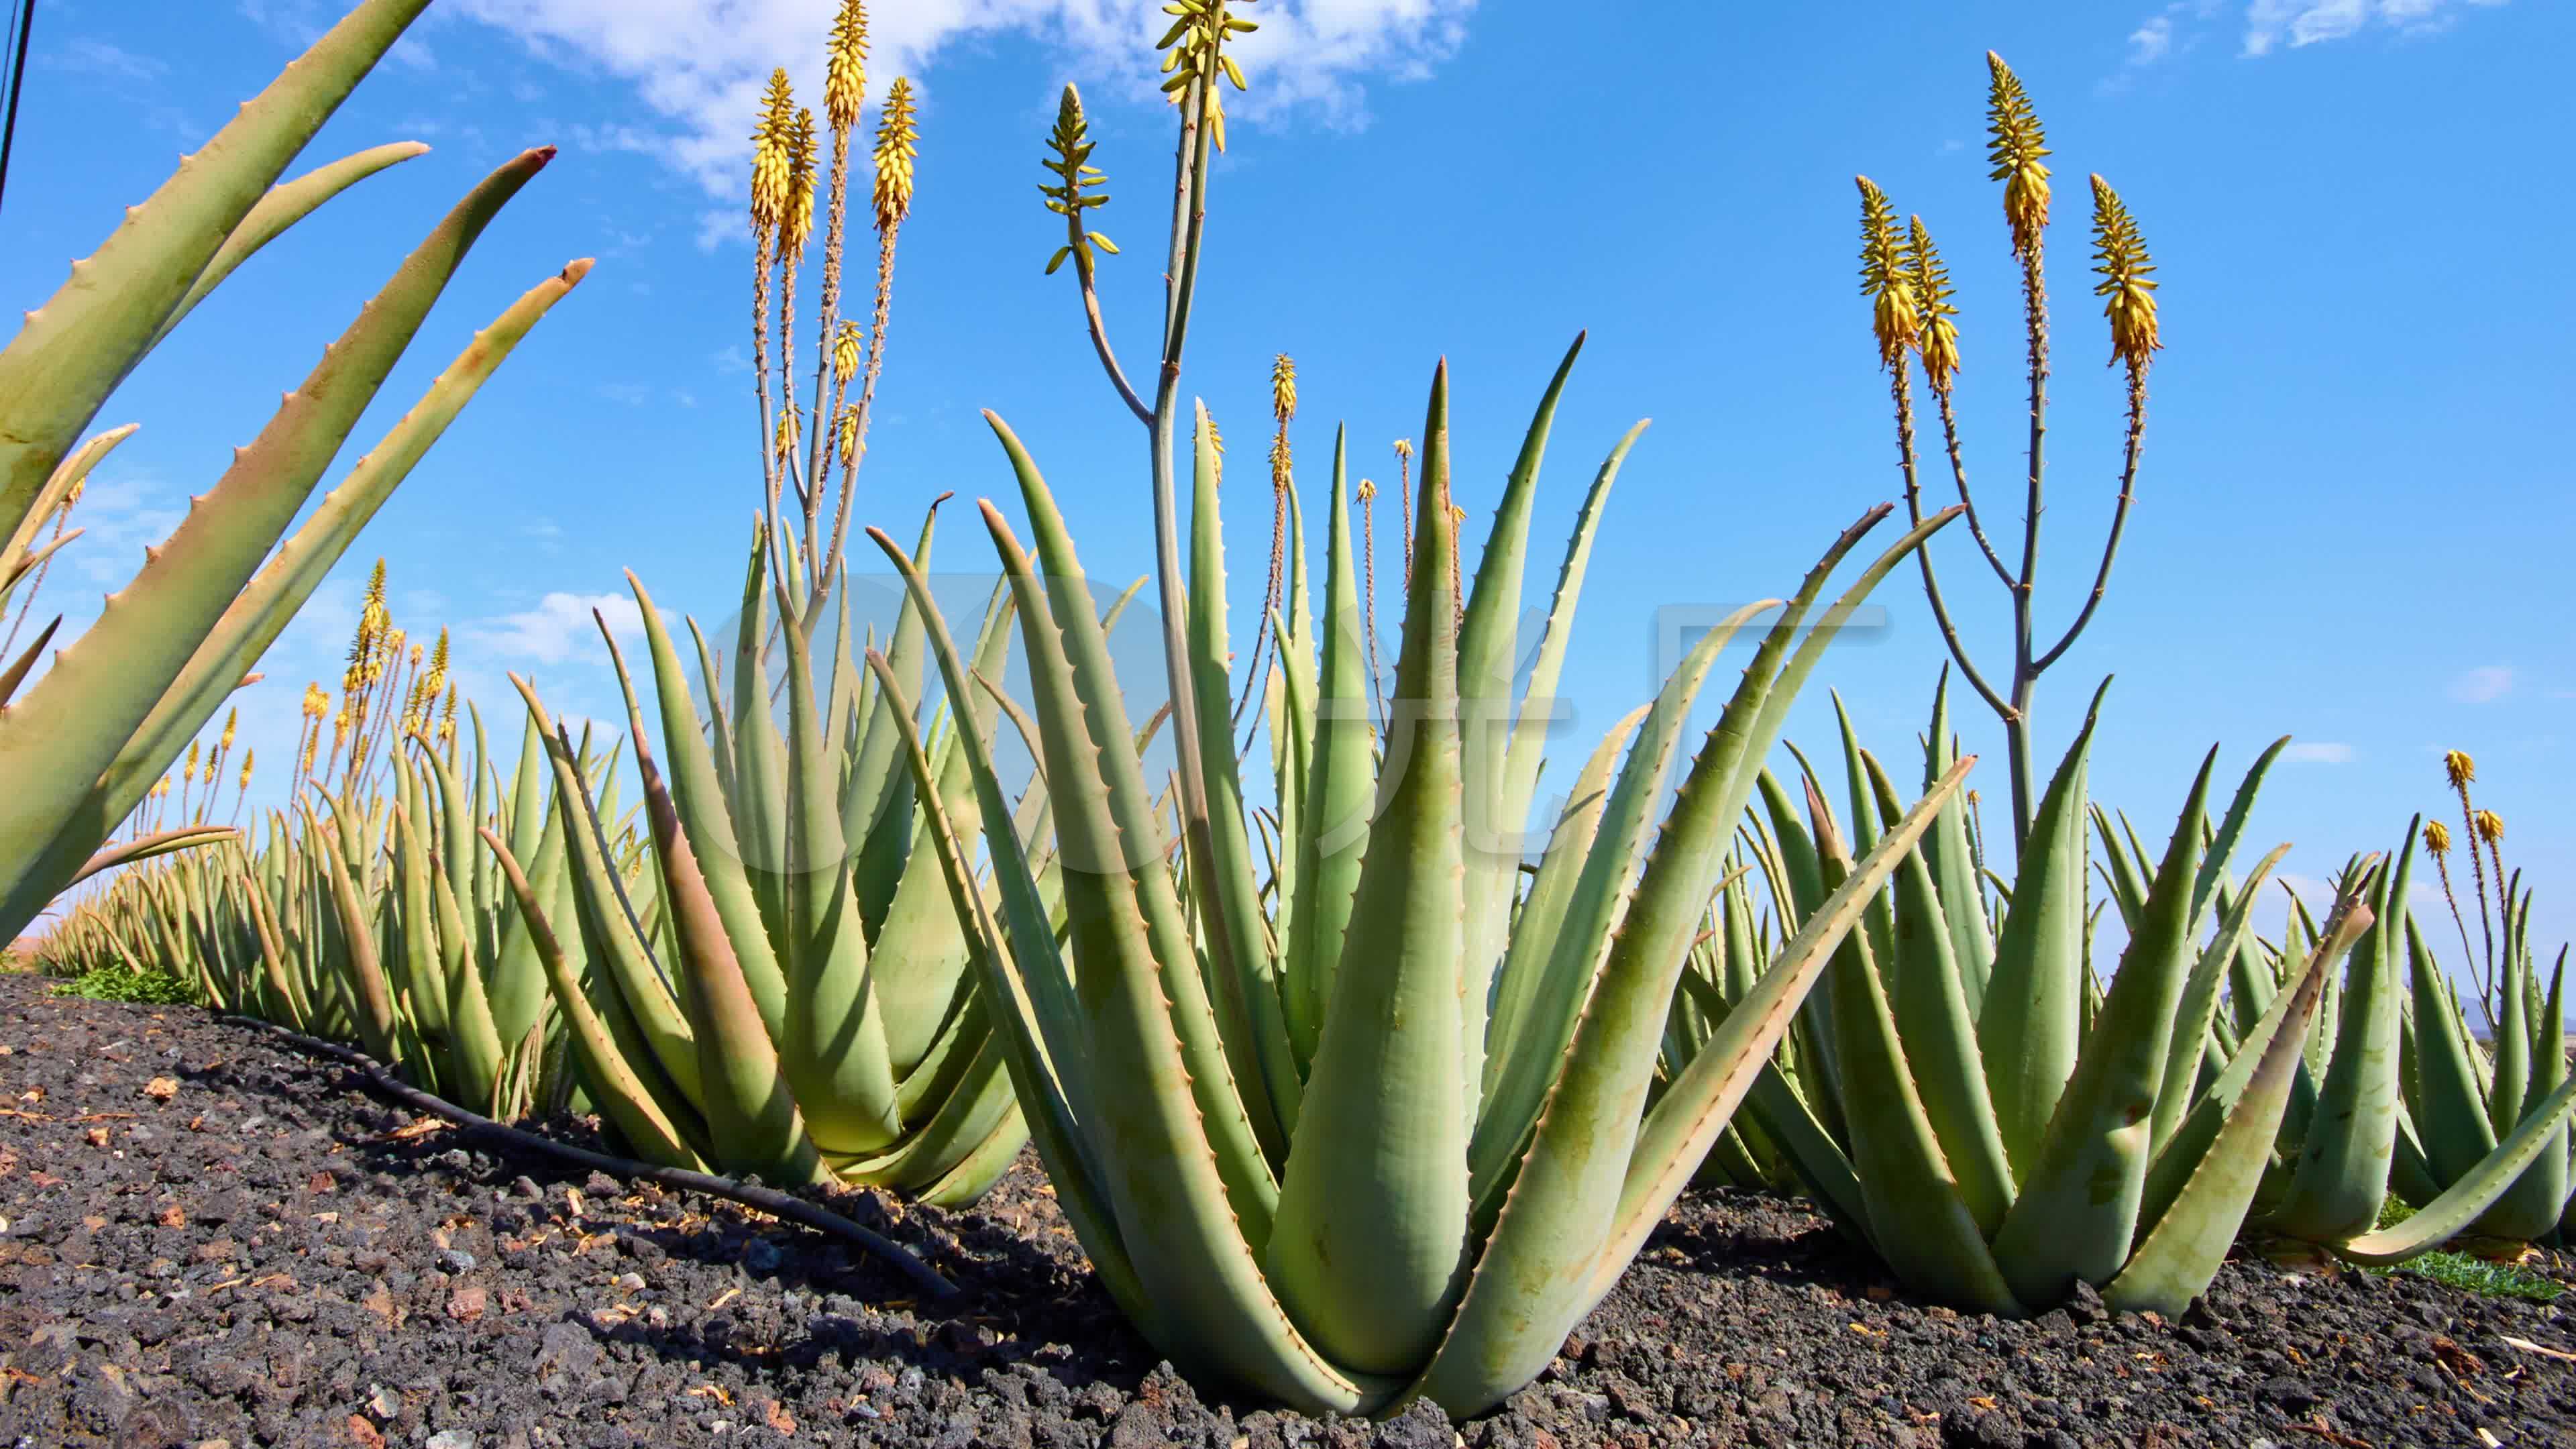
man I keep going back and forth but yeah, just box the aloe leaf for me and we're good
[1988,745,2214,1305]
[1811,775,2021,1313]
[600,612,831,1186]
[1456,335,1586,1058]
[0,219,582,941]
[1497,419,1644,946]
[768,578,904,1155]
[1184,404,1297,1160]
[1419,757,1972,1417]
[0,0,433,531]
[2271,836,2414,1241]
[303,800,398,1065]
[987,417,1281,1234]
[480,826,708,1172]
[1922,669,1993,1009]
[891,497,1382,1412]
[1480,702,1650,1121]
[151,142,436,352]
[1281,431,1371,1068]
[64,824,236,888]
[1978,681,2109,1178]
[1270,363,1474,1377]
[1866,749,2015,1236]
[512,675,709,1120]
[2106,893,2371,1312]
[2151,843,2290,1153]
[1468,602,1761,1207]
[2472,955,2569,1240]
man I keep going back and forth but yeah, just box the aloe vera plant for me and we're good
[857,333,1963,1415]
[497,508,1034,1204]
[33,641,605,1126]
[1703,681,2390,1315]
[0,0,583,943]
[2182,814,2576,1261]
[471,8,1030,1204]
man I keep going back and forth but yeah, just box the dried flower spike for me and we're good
[873,78,918,232]
[825,0,869,133]
[1856,178,1919,371]
[1985,52,2051,258]
[2089,176,2159,370]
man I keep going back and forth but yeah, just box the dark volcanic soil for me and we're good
[4,973,2575,1448]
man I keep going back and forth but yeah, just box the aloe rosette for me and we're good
[859,343,1965,1417]
[496,504,1032,1205]
[1706,681,2392,1314]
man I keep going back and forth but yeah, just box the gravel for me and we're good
[5,972,2573,1447]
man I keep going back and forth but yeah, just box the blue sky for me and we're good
[6,0,2569,983]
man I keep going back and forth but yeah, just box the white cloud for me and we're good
[2282,741,2355,763]
[2242,0,2506,56]
[450,0,1476,197]
[50,38,168,83]
[2449,665,2514,704]
[468,591,659,665]
[2129,15,2178,63]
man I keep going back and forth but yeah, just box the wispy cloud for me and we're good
[2243,0,2508,55]
[468,591,659,666]
[2112,0,2508,78]
[2283,741,2356,763]
[2449,665,2514,704]
[50,38,168,84]
[449,0,1477,197]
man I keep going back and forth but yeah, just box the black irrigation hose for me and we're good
[0,0,34,227]
[216,1012,961,1302]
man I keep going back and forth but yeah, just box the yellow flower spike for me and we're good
[837,403,859,460]
[750,69,797,233]
[1392,438,1412,462]
[238,750,254,792]
[2089,175,2159,371]
[872,77,918,233]
[825,0,869,133]
[2444,749,2476,790]
[1856,177,1919,371]
[1907,216,1961,393]
[1354,477,1375,502]
[219,707,237,753]
[1271,353,1297,425]
[1157,0,1255,151]
[835,320,861,380]
[2424,820,2452,857]
[776,407,801,458]
[1040,85,1120,279]
[784,107,820,254]
[2473,809,2504,846]
[202,755,218,786]
[1269,431,1292,492]
[1985,52,2052,259]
